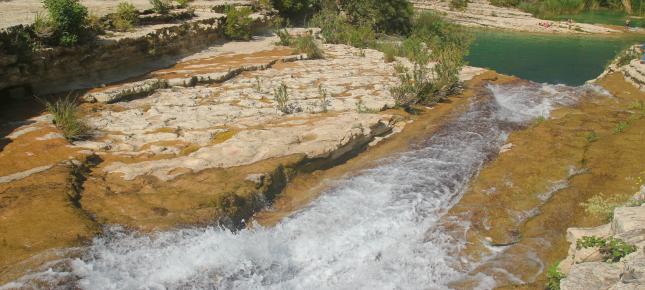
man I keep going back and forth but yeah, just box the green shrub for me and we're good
[293,34,323,59]
[614,47,640,67]
[225,7,254,40]
[546,261,564,290]
[576,236,637,262]
[490,0,520,7]
[42,0,89,45]
[310,10,376,48]
[149,0,172,14]
[271,0,320,21]
[44,96,89,141]
[450,0,469,10]
[111,2,139,32]
[338,0,414,35]
[433,43,466,96]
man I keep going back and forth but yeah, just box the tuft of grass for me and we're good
[293,34,323,59]
[318,84,330,113]
[546,261,564,290]
[275,28,292,46]
[273,82,290,114]
[576,236,637,262]
[378,42,398,63]
[111,1,139,32]
[44,96,89,141]
[585,131,599,143]
[355,99,378,113]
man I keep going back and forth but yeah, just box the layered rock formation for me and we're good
[560,186,645,290]
[0,31,486,283]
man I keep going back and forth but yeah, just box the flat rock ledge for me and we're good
[593,45,645,92]
[560,186,645,290]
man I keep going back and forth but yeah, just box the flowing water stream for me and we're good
[3,81,610,290]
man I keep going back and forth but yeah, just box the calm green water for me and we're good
[466,30,644,85]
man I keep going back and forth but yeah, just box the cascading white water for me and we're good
[2,82,609,290]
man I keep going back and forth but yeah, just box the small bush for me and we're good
[310,10,376,48]
[450,0,469,10]
[546,261,564,290]
[224,7,254,40]
[44,96,89,141]
[42,0,89,45]
[576,236,637,262]
[378,42,398,63]
[614,47,640,67]
[339,0,414,35]
[580,193,623,221]
[293,34,323,59]
[149,0,172,14]
[490,0,520,7]
[111,2,139,32]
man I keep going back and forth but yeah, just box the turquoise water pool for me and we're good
[466,30,644,85]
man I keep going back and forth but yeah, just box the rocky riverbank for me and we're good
[0,28,486,284]
[412,0,627,34]
[559,186,645,289]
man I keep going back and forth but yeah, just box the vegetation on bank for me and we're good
[489,0,645,19]
[576,236,637,262]
[44,96,89,141]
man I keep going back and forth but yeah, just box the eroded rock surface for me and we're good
[560,192,645,290]
[0,35,486,282]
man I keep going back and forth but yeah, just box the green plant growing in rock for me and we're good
[42,0,89,46]
[576,236,637,262]
[273,82,290,114]
[111,2,139,32]
[613,121,629,134]
[224,6,254,40]
[613,47,640,67]
[580,193,623,221]
[355,99,377,113]
[293,34,323,59]
[150,0,172,14]
[546,261,564,290]
[585,131,599,143]
[275,28,292,46]
[255,76,262,93]
[318,84,330,113]
[44,96,89,141]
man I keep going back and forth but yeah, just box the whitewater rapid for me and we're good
[2,82,609,290]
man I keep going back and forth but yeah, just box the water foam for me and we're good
[4,81,603,290]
